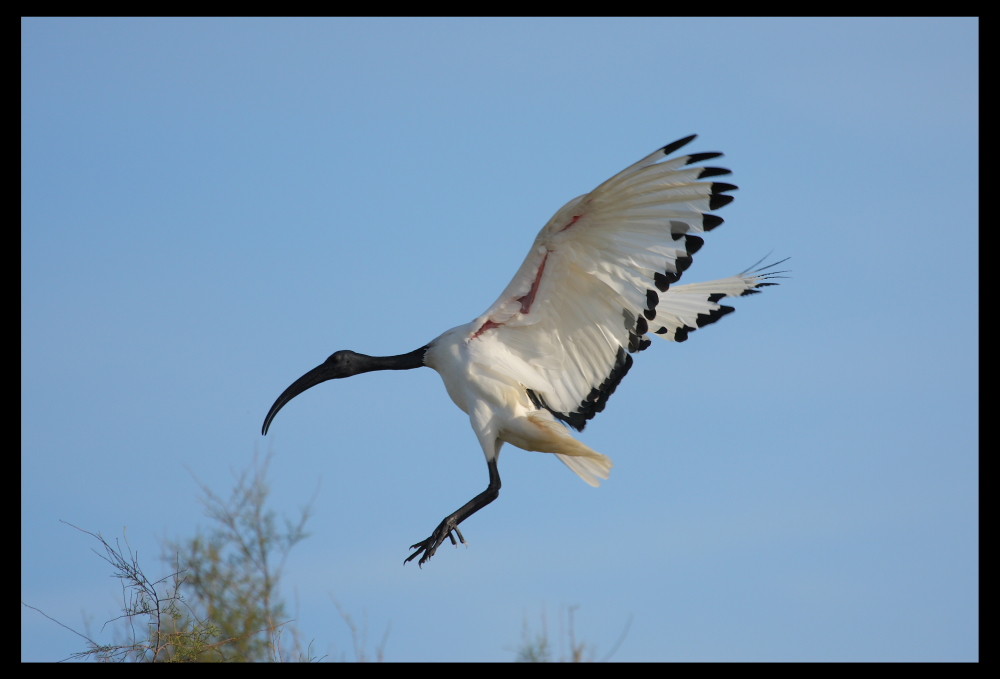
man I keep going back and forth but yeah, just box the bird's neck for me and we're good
[360,347,427,371]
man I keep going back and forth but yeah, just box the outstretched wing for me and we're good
[468,135,780,431]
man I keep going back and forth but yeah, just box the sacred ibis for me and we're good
[262,134,785,566]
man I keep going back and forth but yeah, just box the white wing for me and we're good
[467,135,781,431]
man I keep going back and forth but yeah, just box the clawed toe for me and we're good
[404,525,466,566]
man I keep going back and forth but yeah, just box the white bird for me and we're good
[262,134,785,566]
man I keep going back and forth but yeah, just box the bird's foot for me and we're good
[404,521,465,567]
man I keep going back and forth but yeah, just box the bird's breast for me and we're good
[425,323,533,421]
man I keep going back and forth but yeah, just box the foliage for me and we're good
[161,452,312,661]
[24,452,618,662]
[24,453,315,662]
[516,606,590,662]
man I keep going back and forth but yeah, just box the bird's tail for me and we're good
[556,452,613,488]
[521,410,613,487]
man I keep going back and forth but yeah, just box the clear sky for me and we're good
[22,17,978,662]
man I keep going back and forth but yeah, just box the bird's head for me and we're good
[262,347,426,435]
[261,350,368,435]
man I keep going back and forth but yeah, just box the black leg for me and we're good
[405,457,501,566]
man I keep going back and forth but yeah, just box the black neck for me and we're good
[360,346,427,371]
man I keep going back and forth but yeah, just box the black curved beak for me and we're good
[261,362,339,435]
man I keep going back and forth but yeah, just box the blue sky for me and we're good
[22,17,978,662]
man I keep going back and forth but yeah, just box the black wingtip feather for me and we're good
[697,166,732,178]
[659,134,697,157]
[654,271,679,291]
[709,194,735,210]
[674,326,694,343]
[702,214,724,231]
[686,151,723,164]
[708,182,738,210]
[695,305,735,328]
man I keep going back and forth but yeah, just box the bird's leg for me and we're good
[405,457,501,567]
